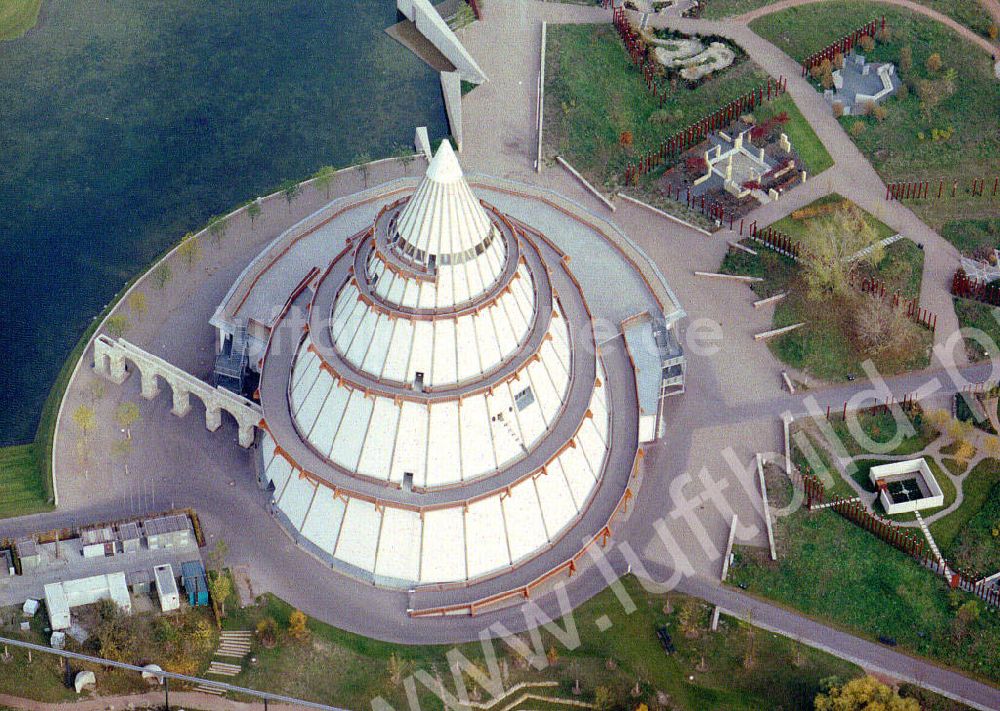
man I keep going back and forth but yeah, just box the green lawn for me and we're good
[218,579,867,710]
[939,476,1000,574]
[730,509,1000,683]
[545,23,766,189]
[0,444,51,518]
[751,2,1000,230]
[941,216,1000,256]
[931,458,1000,566]
[752,93,834,175]
[953,298,1000,362]
[0,0,40,41]
[704,0,995,33]
[770,193,895,247]
[738,194,931,381]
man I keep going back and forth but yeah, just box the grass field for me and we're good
[0,444,50,518]
[942,216,1000,256]
[953,299,1000,362]
[750,2,1000,230]
[753,93,834,175]
[931,458,1000,569]
[0,0,40,41]
[730,507,1000,683]
[221,580,868,710]
[545,23,766,186]
[708,0,995,36]
[722,195,930,380]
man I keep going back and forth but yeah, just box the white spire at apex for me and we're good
[424,140,463,183]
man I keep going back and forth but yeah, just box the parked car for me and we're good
[656,626,676,654]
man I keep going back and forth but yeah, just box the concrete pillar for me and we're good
[108,352,127,384]
[238,422,256,449]
[206,405,222,432]
[139,368,160,400]
[171,384,190,417]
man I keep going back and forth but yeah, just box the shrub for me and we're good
[833,51,844,69]
[832,102,844,118]
[861,100,876,116]
[895,83,908,101]
[649,109,673,125]
[900,45,912,72]
[859,35,875,52]
[926,53,943,72]
[877,26,891,42]
[872,104,888,122]
[684,155,708,176]
[989,24,998,41]
[850,121,867,137]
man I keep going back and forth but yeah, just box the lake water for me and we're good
[0,0,447,444]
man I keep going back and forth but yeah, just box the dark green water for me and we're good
[0,1,447,444]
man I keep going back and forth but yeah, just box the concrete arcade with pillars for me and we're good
[92,335,261,448]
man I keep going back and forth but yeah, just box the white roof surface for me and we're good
[291,298,571,488]
[394,142,494,262]
[264,359,611,586]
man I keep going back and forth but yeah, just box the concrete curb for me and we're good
[616,192,713,236]
[556,156,616,212]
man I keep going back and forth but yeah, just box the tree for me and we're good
[105,314,130,338]
[128,291,147,319]
[151,263,172,290]
[951,600,981,643]
[312,165,337,198]
[73,404,96,436]
[388,652,412,685]
[814,675,919,710]
[207,214,228,246]
[178,232,201,268]
[280,179,301,212]
[799,205,881,299]
[208,570,233,618]
[925,52,942,72]
[289,609,310,641]
[593,686,613,711]
[207,539,231,615]
[256,617,278,648]
[94,599,138,663]
[110,438,132,460]
[115,401,140,436]
[899,45,913,72]
[852,294,916,358]
[677,600,701,638]
[353,152,373,188]
[209,539,229,571]
[546,644,559,666]
[88,379,106,403]
[246,199,262,229]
